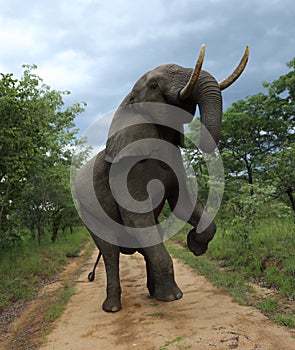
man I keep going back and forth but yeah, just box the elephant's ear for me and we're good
[104,106,161,163]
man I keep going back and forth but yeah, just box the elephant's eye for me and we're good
[149,80,158,90]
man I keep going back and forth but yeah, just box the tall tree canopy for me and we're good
[0,65,87,246]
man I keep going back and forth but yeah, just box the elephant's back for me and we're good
[74,153,99,212]
[74,150,111,211]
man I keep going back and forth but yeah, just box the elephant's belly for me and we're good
[120,247,137,255]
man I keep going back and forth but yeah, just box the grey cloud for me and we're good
[1,0,294,133]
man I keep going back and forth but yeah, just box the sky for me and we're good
[1,0,295,139]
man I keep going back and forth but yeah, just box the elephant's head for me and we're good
[105,44,249,162]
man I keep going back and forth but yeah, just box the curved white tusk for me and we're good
[179,44,206,101]
[218,46,250,90]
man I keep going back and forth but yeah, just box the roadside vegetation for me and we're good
[0,227,90,313]
[0,65,89,248]
[167,212,294,328]
[0,66,91,331]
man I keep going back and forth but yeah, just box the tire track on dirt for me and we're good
[40,250,295,350]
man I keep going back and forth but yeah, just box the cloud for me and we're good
[37,50,94,91]
[0,18,46,67]
[1,0,295,138]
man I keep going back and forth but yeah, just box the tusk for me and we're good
[179,44,206,101]
[218,46,250,90]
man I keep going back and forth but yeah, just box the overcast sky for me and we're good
[1,0,295,138]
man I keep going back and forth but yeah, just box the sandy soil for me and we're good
[36,249,295,350]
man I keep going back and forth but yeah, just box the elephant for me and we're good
[74,44,249,312]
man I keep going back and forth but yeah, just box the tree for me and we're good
[218,93,290,194]
[264,143,295,216]
[263,58,295,125]
[0,65,86,246]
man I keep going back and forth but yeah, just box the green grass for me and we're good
[160,336,191,350]
[169,217,295,299]
[256,299,294,327]
[0,227,89,312]
[44,281,76,323]
[166,244,254,305]
[209,217,295,299]
[166,216,295,328]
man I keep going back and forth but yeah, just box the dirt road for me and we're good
[39,250,295,350]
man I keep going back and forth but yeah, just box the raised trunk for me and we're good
[192,71,222,153]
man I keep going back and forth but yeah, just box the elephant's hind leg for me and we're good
[139,249,155,296]
[91,233,122,312]
[102,248,122,312]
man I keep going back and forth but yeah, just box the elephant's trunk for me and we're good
[193,71,223,153]
[177,45,249,153]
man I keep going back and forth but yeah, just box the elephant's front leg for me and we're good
[187,203,217,256]
[167,184,217,256]
[141,244,183,302]
[118,209,182,301]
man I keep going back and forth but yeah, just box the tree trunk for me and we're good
[37,215,44,246]
[30,221,36,240]
[285,187,295,218]
[0,185,10,226]
[51,210,62,243]
[51,222,59,243]
[244,156,254,196]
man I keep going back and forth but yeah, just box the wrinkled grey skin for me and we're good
[75,64,222,312]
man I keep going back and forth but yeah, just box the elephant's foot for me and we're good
[187,225,216,256]
[187,232,209,256]
[102,292,122,312]
[152,279,183,302]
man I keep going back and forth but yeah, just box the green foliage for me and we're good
[207,182,295,299]
[0,65,88,246]
[263,57,295,121]
[264,143,295,214]
[218,93,291,191]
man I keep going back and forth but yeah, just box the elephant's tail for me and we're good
[88,250,102,282]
